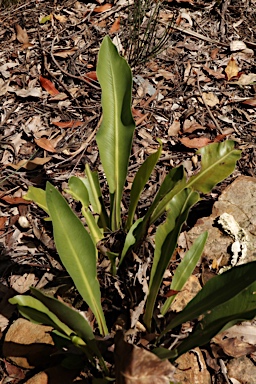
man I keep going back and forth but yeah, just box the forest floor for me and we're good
[0,0,256,383]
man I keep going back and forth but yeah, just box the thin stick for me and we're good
[196,71,223,134]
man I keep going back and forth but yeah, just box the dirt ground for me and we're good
[0,0,256,383]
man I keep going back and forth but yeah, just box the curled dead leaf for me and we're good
[115,331,175,384]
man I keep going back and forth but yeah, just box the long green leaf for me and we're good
[175,281,256,358]
[126,143,162,230]
[161,261,256,336]
[30,288,107,370]
[119,218,143,266]
[186,140,241,193]
[161,231,208,316]
[146,165,186,226]
[127,166,186,252]
[144,189,199,330]
[84,164,109,229]
[96,36,135,230]
[23,186,49,215]
[9,295,73,336]
[67,176,103,244]
[46,182,108,336]
[9,294,104,370]
[147,140,240,226]
[67,176,90,207]
[30,288,95,341]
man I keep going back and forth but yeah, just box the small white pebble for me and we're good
[18,216,30,229]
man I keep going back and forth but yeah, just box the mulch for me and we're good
[0,0,256,382]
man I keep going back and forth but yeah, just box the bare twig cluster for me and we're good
[122,0,175,69]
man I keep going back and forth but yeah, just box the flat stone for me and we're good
[187,176,256,268]
[227,356,256,384]
[3,318,55,369]
[171,275,201,312]
[173,347,211,384]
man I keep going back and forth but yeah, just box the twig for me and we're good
[219,0,230,39]
[50,36,101,90]
[166,24,256,51]
[37,30,76,100]
[0,103,18,130]
[49,116,102,169]
[196,71,223,134]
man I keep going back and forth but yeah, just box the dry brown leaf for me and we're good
[52,120,84,128]
[0,79,10,96]
[93,3,112,12]
[225,57,239,81]
[230,40,247,52]
[210,48,219,60]
[54,48,77,58]
[0,196,31,205]
[15,24,29,44]
[180,136,211,148]
[9,86,42,98]
[203,65,225,79]
[168,119,180,136]
[34,138,56,153]
[39,75,59,96]
[10,274,38,294]
[201,92,219,107]
[173,348,211,383]
[48,92,68,101]
[232,73,256,86]
[4,361,25,381]
[0,216,7,227]
[214,134,228,142]
[54,13,67,23]
[214,334,256,358]
[183,120,206,133]
[21,42,34,50]
[242,98,256,107]
[114,331,175,384]
[6,157,52,170]
[110,17,120,33]
[158,69,175,81]
[85,71,98,81]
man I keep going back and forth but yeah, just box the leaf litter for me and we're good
[0,0,256,383]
